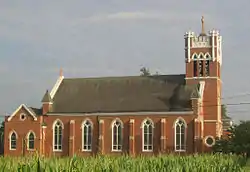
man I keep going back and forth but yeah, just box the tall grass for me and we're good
[0,154,246,172]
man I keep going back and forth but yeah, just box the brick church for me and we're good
[4,17,224,157]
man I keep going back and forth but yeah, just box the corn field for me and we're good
[0,154,247,172]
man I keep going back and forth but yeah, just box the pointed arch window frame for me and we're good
[52,119,64,152]
[9,131,18,150]
[111,118,123,152]
[26,131,36,150]
[174,117,187,152]
[81,119,93,152]
[192,52,212,61]
[141,118,154,152]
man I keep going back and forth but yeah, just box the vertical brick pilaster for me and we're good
[160,118,166,153]
[39,116,43,155]
[129,119,135,156]
[98,120,104,154]
[41,126,47,156]
[69,120,75,157]
[194,119,199,153]
[194,119,203,153]
[201,121,204,153]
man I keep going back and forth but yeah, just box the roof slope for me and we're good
[51,74,197,113]
[41,90,52,103]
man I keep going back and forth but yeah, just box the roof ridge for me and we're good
[63,74,186,80]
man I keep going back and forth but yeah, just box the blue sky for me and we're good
[1,1,250,122]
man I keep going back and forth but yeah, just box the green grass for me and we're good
[0,154,247,172]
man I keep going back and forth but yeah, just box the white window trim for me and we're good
[52,119,64,152]
[204,135,215,147]
[111,118,123,152]
[192,52,212,61]
[26,131,36,150]
[174,117,187,152]
[81,119,93,152]
[9,131,18,151]
[19,113,26,121]
[141,118,154,152]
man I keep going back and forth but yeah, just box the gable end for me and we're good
[7,104,38,122]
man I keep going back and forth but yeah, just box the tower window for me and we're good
[193,61,197,77]
[199,60,203,76]
[205,60,210,76]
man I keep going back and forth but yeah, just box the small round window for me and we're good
[205,136,215,147]
[20,113,26,121]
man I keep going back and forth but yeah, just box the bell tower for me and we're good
[184,17,223,140]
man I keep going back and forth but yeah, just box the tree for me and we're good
[221,104,230,118]
[140,67,160,76]
[0,121,4,154]
[140,67,151,76]
[213,120,250,157]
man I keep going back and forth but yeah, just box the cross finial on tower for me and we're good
[200,16,206,36]
[59,68,63,77]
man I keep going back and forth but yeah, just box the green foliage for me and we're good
[140,67,151,76]
[0,154,246,172]
[139,67,160,76]
[213,120,250,157]
[221,104,227,117]
[0,121,4,154]
[221,104,231,119]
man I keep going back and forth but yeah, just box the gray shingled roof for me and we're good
[28,107,42,116]
[41,90,52,103]
[48,74,198,113]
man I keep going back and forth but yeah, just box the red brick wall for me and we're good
[41,113,196,157]
[5,110,200,157]
[4,107,40,156]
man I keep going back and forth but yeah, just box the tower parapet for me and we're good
[185,29,222,65]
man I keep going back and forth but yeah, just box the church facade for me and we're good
[4,17,223,157]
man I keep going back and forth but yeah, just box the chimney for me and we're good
[41,90,53,115]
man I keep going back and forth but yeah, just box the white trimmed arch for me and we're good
[172,117,187,128]
[141,118,154,152]
[26,130,36,139]
[81,118,93,129]
[9,130,18,150]
[111,118,123,151]
[81,119,93,151]
[52,119,64,129]
[198,52,205,59]
[52,119,63,151]
[191,53,198,60]
[174,117,187,152]
[26,131,36,150]
[111,118,124,128]
[9,130,18,139]
[204,52,212,60]
[140,118,154,128]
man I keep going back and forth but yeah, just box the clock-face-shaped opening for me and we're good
[205,136,215,147]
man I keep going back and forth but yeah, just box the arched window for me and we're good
[10,131,17,150]
[205,60,210,76]
[193,61,197,77]
[53,120,63,151]
[82,120,93,151]
[175,118,186,151]
[142,119,154,151]
[112,119,123,151]
[192,53,198,60]
[205,54,210,59]
[198,53,204,59]
[198,60,203,76]
[27,132,35,150]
